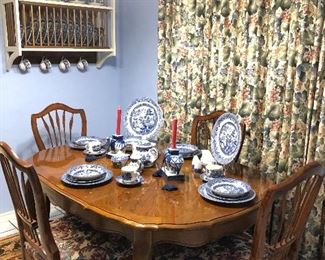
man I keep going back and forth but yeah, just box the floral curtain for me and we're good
[157,0,325,258]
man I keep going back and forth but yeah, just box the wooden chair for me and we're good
[155,161,325,259]
[190,111,246,162]
[0,141,132,259]
[31,103,87,151]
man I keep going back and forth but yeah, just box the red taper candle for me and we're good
[171,118,177,149]
[115,106,122,135]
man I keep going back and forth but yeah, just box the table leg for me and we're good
[133,230,153,260]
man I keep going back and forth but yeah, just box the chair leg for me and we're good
[44,195,50,219]
[319,199,325,260]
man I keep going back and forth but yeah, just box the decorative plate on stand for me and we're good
[124,97,163,140]
[211,113,242,165]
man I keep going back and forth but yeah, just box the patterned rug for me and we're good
[0,234,22,260]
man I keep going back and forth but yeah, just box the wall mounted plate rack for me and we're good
[1,0,115,70]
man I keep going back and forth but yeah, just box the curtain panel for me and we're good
[157,0,325,258]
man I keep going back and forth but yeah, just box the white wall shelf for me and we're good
[1,0,116,70]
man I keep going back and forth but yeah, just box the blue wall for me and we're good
[0,0,158,213]
[118,0,158,109]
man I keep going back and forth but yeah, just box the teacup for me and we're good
[18,58,31,73]
[39,57,51,72]
[85,140,102,153]
[59,57,70,72]
[205,164,223,178]
[121,165,140,182]
[77,58,88,72]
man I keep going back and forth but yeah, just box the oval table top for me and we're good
[31,145,273,230]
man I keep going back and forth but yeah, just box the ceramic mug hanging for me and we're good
[18,57,31,73]
[77,58,88,72]
[59,57,70,72]
[39,57,51,73]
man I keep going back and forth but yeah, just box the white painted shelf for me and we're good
[1,0,116,70]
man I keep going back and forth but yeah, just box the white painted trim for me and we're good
[0,210,16,222]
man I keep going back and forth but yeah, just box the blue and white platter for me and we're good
[61,164,113,186]
[124,97,163,140]
[83,148,107,156]
[207,177,251,198]
[69,136,107,150]
[198,183,256,204]
[176,144,201,159]
[211,113,242,165]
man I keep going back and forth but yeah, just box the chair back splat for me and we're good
[251,162,325,259]
[31,103,87,151]
[0,141,60,259]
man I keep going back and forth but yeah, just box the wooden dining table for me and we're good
[30,145,273,260]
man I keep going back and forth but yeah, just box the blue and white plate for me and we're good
[211,113,241,165]
[207,177,251,198]
[124,97,163,140]
[176,144,201,159]
[198,184,256,204]
[62,164,113,187]
[70,136,106,149]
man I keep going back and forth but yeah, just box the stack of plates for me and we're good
[61,164,113,186]
[69,136,106,150]
[198,177,256,204]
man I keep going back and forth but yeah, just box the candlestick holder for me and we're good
[162,148,185,181]
[109,134,125,153]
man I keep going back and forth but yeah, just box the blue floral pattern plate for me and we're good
[198,184,256,204]
[62,164,113,187]
[124,97,163,140]
[70,136,106,150]
[207,177,251,198]
[211,113,242,165]
[176,144,201,159]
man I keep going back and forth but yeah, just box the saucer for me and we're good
[115,175,144,186]
[200,173,224,182]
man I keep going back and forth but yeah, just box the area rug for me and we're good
[0,234,22,260]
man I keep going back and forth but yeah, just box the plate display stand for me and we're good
[1,0,115,70]
[161,167,185,181]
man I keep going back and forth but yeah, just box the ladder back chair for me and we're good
[249,161,325,259]
[0,141,132,259]
[154,161,325,259]
[190,111,246,162]
[31,103,87,151]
